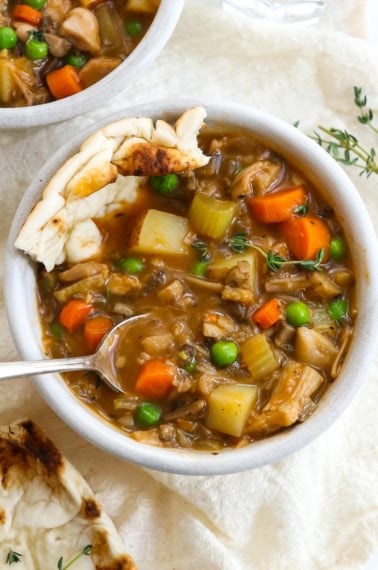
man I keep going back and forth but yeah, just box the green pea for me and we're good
[149,174,179,195]
[210,341,239,367]
[65,53,86,69]
[183,358,197,373]
[135,402,161,426]
[117,257,144,274]
[23,0,46,9]
[124,20,143,37]
[328,298,348,321]
[50,321,62,338]
[0,27,17,50]
[191,260,208,277]
[25,38,48,60]
[286,301,310,327]
[329,236,347,261]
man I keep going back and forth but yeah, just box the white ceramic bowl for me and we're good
[0,1,184,129]
[5,100,378,475]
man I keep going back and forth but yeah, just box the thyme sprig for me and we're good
[228,232,324,273]
[6,550,22,565]
[309,86,378,178]
[57,545,92,570]
[191,240,211,261]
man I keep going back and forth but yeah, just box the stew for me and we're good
[0,0,159,106]
[36,122,356,451]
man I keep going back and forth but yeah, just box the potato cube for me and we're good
[206,384,258,437]
[129,209,189,255]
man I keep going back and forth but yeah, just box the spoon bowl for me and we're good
[0,313,150,392]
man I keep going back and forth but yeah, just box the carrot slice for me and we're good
[59,299,93,333]
[13,4,42,25]
[252,298,284,330]
[46,65,83,100]
[248,187,307,223]
[280,215,331,261]
[135,359,176,399]
[84,316,113,353]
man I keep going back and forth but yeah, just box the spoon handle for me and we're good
[0,355,95,380]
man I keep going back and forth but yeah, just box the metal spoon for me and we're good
[0,313,151,392]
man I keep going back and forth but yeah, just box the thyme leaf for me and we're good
[57,545,92,570]
[228,233,324,273]
[293,202,308,216]
[308,86,378,178]
[6,550,22,565]
[191,240,211,261]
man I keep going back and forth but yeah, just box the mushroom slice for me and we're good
[58,261,109,282]
[44,32,72,57]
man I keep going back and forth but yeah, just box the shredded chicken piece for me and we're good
[157,279,188,306]
[247,361,323,434]
[225,261,251,287]
[141,332,174,356]
[221,285,254,305]
[230,160,282,200]
[53,273,108,302]
[107,273,141,296]
[197,375,216,396]
[159,424,176,443]
[202,312,237,339]
[131,429,162,446]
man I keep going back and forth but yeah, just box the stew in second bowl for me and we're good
[0,0,159,106]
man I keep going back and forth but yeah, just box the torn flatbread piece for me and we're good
[15,106,210,271]
[0,419,137,570]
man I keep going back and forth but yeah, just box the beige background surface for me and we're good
[1,1,378,568]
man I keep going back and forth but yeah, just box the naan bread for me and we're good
[15,106,210,271]
[0,419,137,570]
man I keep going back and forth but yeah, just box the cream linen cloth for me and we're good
[1,1,378,568]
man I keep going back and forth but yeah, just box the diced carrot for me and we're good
[59,299,93,333]
[46,65,83,100]
[205,312,218,324]
[248,187,307,223]
[84,316,113,353]
[252,298,284,330]
[280,215,331,261]
[135,358,176,399]
[13,4,42,25]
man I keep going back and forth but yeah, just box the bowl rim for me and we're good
[0,0,185,129]
[5,98,378,475]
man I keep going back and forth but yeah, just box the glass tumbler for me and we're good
[222,0,326,25]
